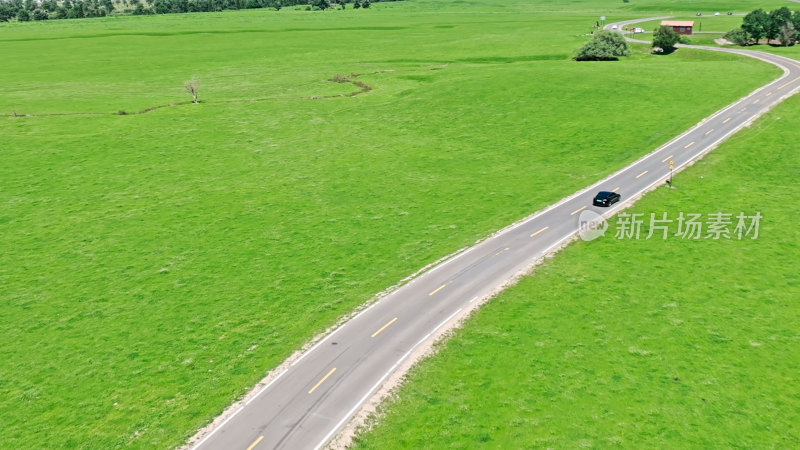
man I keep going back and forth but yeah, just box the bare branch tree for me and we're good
[184,78,200,104]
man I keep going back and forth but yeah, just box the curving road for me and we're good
[189,18,800,450]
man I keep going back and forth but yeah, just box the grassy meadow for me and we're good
[353,93,800,448]
[0,0,794,447]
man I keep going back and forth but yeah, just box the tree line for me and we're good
[725,7,800,46]
[0,0,397,21]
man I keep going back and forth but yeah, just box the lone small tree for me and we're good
[653,25,680,52]
[184,79,200,104]
[574,30,631,61]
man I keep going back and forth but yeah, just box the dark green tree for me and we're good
[352,0,360,8]
[361,0,369,8]
[152,0,168,13]
[653,25,680,52]
[32,7,48,18]
[68,2,84,17]
[53,5,68,17]
[575,30,631,61]
[742,8,769,43]
[41,0,58,11]
[0,2,17,21]
[793,10,800,42]
[767,7,793,44]
[313,0,329,9]
[16,7,30,19]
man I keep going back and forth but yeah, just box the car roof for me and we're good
[596,191,614,196]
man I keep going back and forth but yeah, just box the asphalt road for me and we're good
[191,19,800,450]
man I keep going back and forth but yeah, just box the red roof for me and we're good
[661,20,694,27]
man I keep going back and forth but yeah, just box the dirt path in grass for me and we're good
[2,74,373,118]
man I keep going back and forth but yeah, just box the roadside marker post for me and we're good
[669,160,674,187]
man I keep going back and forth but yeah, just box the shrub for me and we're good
[575,30,631,61]
[724,28,751,46]
[32,8,49,20]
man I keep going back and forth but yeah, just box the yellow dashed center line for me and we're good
[246,436,264,450]
[722,117,731,124]
[661,154,673,163]
[779,76,800,89]
[371,317,397,338]
[530,226,549,238]
[753,98,760,104]
[705,129,714,136]
[684,141,695,149]
[766,91,773,96]
[429,284,447,296]
[308,367,336,394]
[570,206,587,216]
[612,187,620,193]
[636,170,648,179]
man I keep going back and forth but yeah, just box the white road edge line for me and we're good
[190,404,247,450]
[313,307,463,450]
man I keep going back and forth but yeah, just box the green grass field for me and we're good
[353,94,800,448]
[0,0,795,447]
